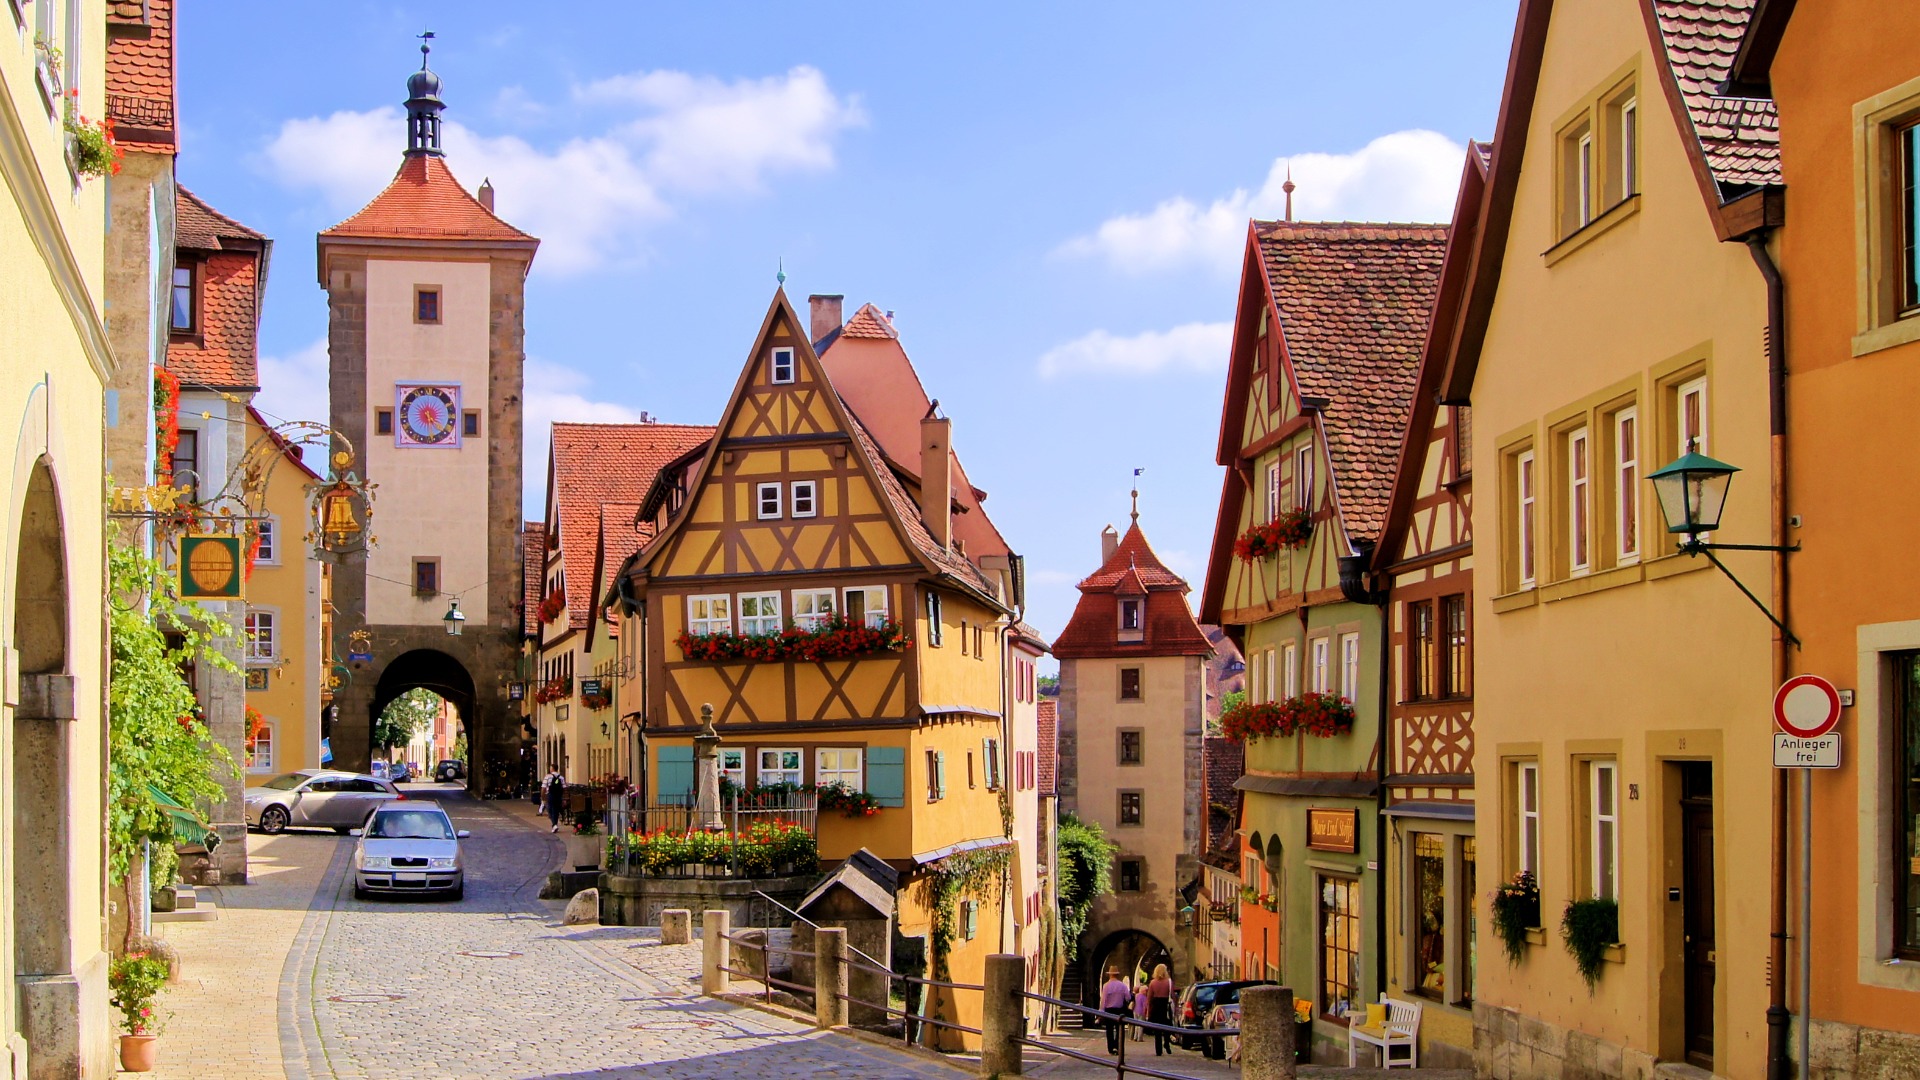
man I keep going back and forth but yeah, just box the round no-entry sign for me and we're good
[1775,674,1842,739]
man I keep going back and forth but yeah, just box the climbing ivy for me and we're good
[918,845,1012,980]
[107,540,239,884]
[1054,813,1118,959]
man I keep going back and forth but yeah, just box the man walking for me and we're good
[543,767,567,833]
[1099,969,1132,1055]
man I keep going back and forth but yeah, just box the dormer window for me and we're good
[1118,597,1144,642]
[170,263,197,333]
[770,347,796,385]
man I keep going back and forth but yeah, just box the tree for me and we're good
[1054,813,1118,959]
[374,688,440,753]
[1037,674,1060,697]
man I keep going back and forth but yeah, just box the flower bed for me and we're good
[1219,691,1355,742]
[1234,508,1313,560]
[676,617,912,664]
[616,821,817,877]
[533,676,571,705]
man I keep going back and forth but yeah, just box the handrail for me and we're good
[753,888,893,972]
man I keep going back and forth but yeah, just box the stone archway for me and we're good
[371,650,475,775]
[1085,927,1174,998]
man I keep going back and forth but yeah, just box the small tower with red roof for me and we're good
[320,42,540,780]
[1053,498,1212,993]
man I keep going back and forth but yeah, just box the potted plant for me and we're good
[1490,871,1541,965]
[109,952,170,1072]
[1233,508,1313,561]
[565,808,603,870]
[1560,895,1620,991]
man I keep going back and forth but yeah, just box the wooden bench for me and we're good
[1346,994,1421,1068]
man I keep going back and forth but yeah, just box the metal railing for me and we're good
[606,789,817,876]
[1013,989,1240,1080]
[714,928,984,1043]
[107,93,172,132]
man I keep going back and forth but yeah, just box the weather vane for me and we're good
[418,27,435,65]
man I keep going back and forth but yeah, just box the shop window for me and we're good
[1318,876,1362,1020]
[1411,834,1447,1000]
[1460,836,1477,1004]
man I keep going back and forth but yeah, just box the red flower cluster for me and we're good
[533,676,571,704]
[538,587,566,624]
[676,617,913,664]
[1219,691,1355,742]
[581,689,611,711]
[154,367,181,485]
[1233,508,1314,561]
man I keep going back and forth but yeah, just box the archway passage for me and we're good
[370,650,474,780]
[1084,928,1174,1004]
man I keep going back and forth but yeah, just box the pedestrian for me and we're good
[1131,979,1149,1041]
[543,768,566,833]
[1148,963,1176,1056]
[1098,969,1131,1055]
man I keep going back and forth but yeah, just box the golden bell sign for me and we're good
[319,483,361,537]
[179,535,243,599]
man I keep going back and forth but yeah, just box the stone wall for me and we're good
[1474,1002,1659,1080]
[1804,1016,1920,1080]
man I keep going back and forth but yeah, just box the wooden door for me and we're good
[1680,763,1715,1067]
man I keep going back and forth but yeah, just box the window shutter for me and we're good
[934,751,947,799]
[964,899,978,939]
[656,745,696,806]
[867,747,906,807]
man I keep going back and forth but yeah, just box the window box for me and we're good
[1234,508,1313,560]
[534,676,572,704]
[539,587,565,624]
[1219,691,1355,742]
[675,616,913,663]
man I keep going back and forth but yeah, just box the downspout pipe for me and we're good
[1341,540,1393,1001]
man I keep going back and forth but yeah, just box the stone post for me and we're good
[980,954,1025,1077]
[694,703,723,831]
[701,909,731,995]
[814,927,847,1029]
[1239,984,1296,1080]
[661,908,691,945]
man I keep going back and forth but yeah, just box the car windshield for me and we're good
[260,773,308,791]
[366,810,453,840]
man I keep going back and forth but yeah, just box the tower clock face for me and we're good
[394,384,460,447]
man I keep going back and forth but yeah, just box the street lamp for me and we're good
[1646,446,1797,645]
[442,598,466,637]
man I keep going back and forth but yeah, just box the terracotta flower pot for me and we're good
[119,1034,160,1072]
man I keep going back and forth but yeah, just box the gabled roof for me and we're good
[1054,520,1212,659]
[176,186,265,251]
[1036,699,1057,796]
[587,502,645,648]
[105,0,175,153]
[1647,0,1781,192]
[841,303,898,339]
[1077,523,1189,591]
[244,405,322,482]
[1202,736,1246,868]
[167,190,269,391]
[549,422,714,631]
[320,155,537,246]
[521,521,546,639]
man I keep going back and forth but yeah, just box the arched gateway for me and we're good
[320,46,539,783]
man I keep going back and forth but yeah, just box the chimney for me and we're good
[920,416,953,550]
[478,178,495,212]
[809,294,844,344]
[1101,524,1119,565]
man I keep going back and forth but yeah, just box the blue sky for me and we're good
[183,1,1519,655]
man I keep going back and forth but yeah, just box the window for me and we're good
[1894,652,1920,957]
[688,594,731,636]
[966,749,976,787]
[816,747,862,789]
[961,899,978,940]
[974,624,984,658]
[1613,96,1638,202]
[1515,761,1541,878]
[1265,460,1280,523]
[1614,408,1639,563]
[254,518,278,564]
[926,749,947,800]
[463,410,480,438]
[754,748,802,787]
[1339,632,1359,702]
[1589,759,1619,900]
[1119,598,1142,632]
[719,748,746,790]
[1568,427,1591,574]
[757,482,782,520]
[412,558,439,597]
[244,610,276,662]
[1283,642,1299,699]
[1119,667,1142,701]
[1295,443,1315,511]
[960,619,970,656]
[1678,376,1708,455]
[170,263,195,332]
[790,480,816,518]
[845,585,888,629]
[1118,858,1144,893]
[982,737,1001,790]
[738,593,781,636]
[415,287,441,324]
[1408,601,1434,701]
[246,721,274,772]
[1441,595,1469,698]
[1310,638,1329,694]
[1903,119,1920,314]
[926,591,943,646]
[1411,833,1447,1001]
[1118,791,1143,826]
[1517,449,1537,588]
[1461,836,1478,1004]
[793,588,836,631]
[1560,118,1595,236]
[1319,876,1362,1019]
[1118,729,1143,766]
[376,410,394,437]
[171,428,200,494]
[770,347,796,385]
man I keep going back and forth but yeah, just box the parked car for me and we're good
[388,761,413,783]
[1204,1002,1241,1062]
[434,759,465,782]
[244,771,403,835]
[1175,979,1274,1052]
[351,801,467,901]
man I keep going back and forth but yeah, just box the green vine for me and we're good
[1055,813,1117,959]
[917,845,1011,980]
[107,540,240,884]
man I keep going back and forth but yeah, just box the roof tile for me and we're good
[322,155,536,244]
[522,522,546,638]
[1652,0,1781,189]
[1036,699,1057,796]
[176,186,264,250]
[167,192,268,390]
[840,303,898,339]
[105,0,174,154]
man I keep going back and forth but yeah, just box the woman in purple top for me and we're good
[1098,970,1131,1054]
[1147,963,1177,1056]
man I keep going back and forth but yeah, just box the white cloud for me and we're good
[522,358,648,514]
[258,66,863,274]
[1037,322,1232,379]
[252,337,330,433]
[1057,129,1466,274]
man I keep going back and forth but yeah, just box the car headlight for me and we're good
[428,858,456,869]
[361,856,390,869]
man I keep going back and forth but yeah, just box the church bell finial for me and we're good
[404,30,445,157]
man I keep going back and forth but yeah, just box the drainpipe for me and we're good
[1340,542,1393,1002]
[1748,230,1793,1080]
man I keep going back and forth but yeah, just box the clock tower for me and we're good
[319,44,539,779]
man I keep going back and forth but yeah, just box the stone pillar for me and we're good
[701,909,730,994]
[660,908,692,945]
[1240,984,1296,1080]
[814,927,846,1029]
[694,704,722,831]
[980,954,1025,1077]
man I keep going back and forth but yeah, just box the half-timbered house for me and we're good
[1200,220,1445,1061]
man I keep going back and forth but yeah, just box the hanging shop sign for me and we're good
[1307,807,1359,853]
[179,534,243,598]
[508,682,525,701]
[580,678,603,698]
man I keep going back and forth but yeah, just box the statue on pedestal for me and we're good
[694,703,723,832]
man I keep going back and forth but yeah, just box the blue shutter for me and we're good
[867,747,906,807]
[655,745,695,806]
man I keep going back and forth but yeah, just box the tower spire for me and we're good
[1130,467,1142,525]
[1283,162,1296,222]
[404,30,445,157]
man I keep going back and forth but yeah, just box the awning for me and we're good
[1383,800,1475,822]
[147,785,216,848]
[910,835,1011,867]
[1234,775,1378,799]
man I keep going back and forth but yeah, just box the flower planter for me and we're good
[119,1035,159,1073]
[565,833,603,871]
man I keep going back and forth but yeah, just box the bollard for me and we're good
[980,954,1025,1077]
[814,927,847,1029]
[701,909,731,995]
[1239,984,1297,1080]
[661,908,692,945]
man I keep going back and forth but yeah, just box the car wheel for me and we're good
[353,884,369,901]
[449,884,464,902]
[259,806,289,835]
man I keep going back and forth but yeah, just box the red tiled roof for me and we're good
[1203,736,1245,863]
[1651,0,1780,190]
[522,522,546,638]
[176,186,264,250]
[550,423,714,631]
[1054,520,1212,659]
[168,192,268,390]
[245,405,322,482]
[1254,221,1447,542]
[105,0,174,154]
[1036,699,1057,796]
[321,154,536,244]
[595,502,648,636]
[840,303,897,339]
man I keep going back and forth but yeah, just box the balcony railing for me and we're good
[107,93,172,134]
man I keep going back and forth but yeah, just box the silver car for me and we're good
[351,801,467,900]
[243,770,402,835]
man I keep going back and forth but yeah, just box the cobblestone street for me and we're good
[139,784,964,1079]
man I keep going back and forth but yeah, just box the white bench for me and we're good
[1346,994,1421,1068]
